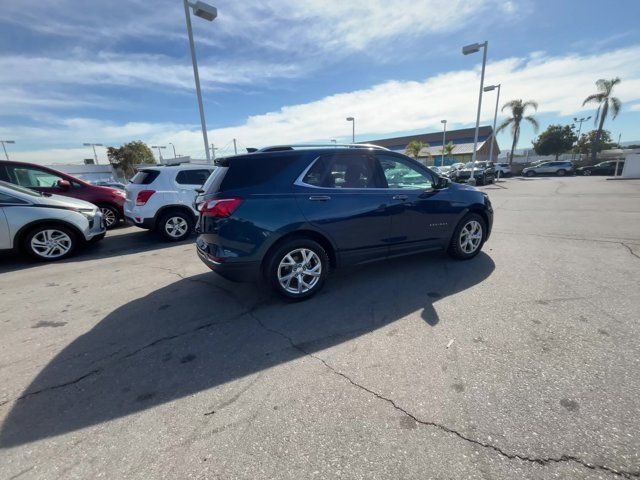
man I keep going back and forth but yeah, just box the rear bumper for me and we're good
[196,240,260,282]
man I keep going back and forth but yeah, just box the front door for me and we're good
[4,164,84,199]
[376,153,454,255]
[294,152,392,266]
[175,169,213,211]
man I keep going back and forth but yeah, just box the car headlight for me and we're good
[65,207,96,219]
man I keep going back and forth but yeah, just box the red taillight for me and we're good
[136,190,155,206]
[201,198,243,218]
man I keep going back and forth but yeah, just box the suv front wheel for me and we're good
[158,210,193,242]
[266,238,329,300]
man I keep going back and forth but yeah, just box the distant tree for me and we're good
[107,141,156,178]
[405,140,429,162]
[497,99,539,165]
[532,124,577,160]
[441,142,456,165]
[574,130,614,156]
[582,77,622,163]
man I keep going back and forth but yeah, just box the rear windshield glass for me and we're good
[219,155,300,191]
[130,169,160,185]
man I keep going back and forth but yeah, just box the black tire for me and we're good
[583,170,592,176]
[23,225,77,261]
[98,205,120,229]
[447,213,487,260]
[525,170,535,177]
[266,238,329,301]
[556,169,567,176]
[158,210,194,242]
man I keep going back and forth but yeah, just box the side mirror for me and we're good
[57,179,71,190]
[436,176,450,189]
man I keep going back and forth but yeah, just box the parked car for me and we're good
[0,181,105,261]
[493,163,512,176]
[454,161,495,185]
[0,161,125,229]
[125,165,215,241]
[93,180,127,190]
[195,145,493,300]
[521,161,574,177]
[576,161,625,176]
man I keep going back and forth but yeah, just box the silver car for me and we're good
[522,161,574,177]
[0,181,106,261]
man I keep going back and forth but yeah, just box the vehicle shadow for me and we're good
[0,251,494,448]
[0,227,195,274]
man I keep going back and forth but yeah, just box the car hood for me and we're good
[33,193,97,210]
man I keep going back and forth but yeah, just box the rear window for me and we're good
[130,169,160,185]
[219,155,299,191]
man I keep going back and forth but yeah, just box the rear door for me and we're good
[376,153,453,255]
[294,152,392,266]
[175,168,213,212]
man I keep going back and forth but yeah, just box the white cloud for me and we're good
[8,45,640,163]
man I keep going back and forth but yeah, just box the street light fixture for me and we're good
[483,83,501,163]
[183,0,218,164]
[169,142,177,158]
[462,40,488,186]
[151,145,167,163]
[82,143,103,165]
[346,117,355,143]
[440,120,447,166]
[0,140,15,161]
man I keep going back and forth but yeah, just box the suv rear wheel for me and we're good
[24,225,77,261]
[158,210,193,242]
[448,213,486,260]
[556,169,567,176]
[266,238,329,300]
[525,170,535,177]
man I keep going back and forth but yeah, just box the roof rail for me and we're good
[255,143,389,152]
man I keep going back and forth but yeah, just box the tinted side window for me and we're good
[175,169,211,185]
[130,170,160,185]
[377,155,435,190]
[6,166,64,188]
[302,153,381,188]
[0,166,9,182]
[220,155,299,191]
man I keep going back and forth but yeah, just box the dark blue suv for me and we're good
[196,145,493,300]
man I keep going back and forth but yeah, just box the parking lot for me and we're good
[1,176,639,479]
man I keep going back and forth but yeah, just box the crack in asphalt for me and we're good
[621,243,640,260]
[249,312,640,479]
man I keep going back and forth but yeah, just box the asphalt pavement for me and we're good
[1,176,639,479]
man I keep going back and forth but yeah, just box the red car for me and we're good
[0,160,125,228]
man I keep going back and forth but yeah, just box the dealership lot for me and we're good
[1,177,639,479]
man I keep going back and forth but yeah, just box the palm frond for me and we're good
[610,97,622,118]
[582,93,604,106]
[496,118,513,132]
[523,100,538,111]
[501,99,522,112]
[525,115,539,132]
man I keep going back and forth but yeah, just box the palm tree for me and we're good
[497,99,539,164]
[582,77,622,163]
[441,142,456,165]
[405,140,429,163]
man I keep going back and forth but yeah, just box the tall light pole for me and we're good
[169,142,177,158]
[483,83,501,163]
[151,145,167,163]
[572,116,591,160]
[462,41,488,186]
[1,140,15,161]
[440,120,447,166]
[346,117,355,143]
[82,143,103,165]
[183,0,218,164]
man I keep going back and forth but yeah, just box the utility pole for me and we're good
[210,143,218,161]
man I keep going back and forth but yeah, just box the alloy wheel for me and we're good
[165,216,189,238]
[277,248,322,295]
[459,220,483,254]
[30,229,73,259]
[100,207,117,228]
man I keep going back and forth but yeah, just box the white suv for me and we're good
[125,165,214,241]
[493,163,512,176]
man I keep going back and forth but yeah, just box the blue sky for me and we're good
[1,0,639,163]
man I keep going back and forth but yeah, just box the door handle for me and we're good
[309,195,331,201]
[392,194,408,201]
